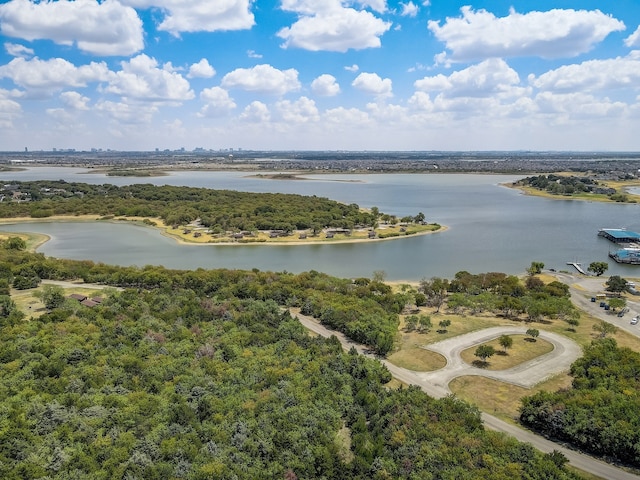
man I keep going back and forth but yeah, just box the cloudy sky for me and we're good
[0,0,639,151]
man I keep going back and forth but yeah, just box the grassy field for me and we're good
[449,374,572,421]
[163,222,442,244]
[388,291,640,424]
[0,231,49,250]
[11,286,111,319]
[459,335,554,370]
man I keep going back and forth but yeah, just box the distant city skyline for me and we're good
[1,1,639,151]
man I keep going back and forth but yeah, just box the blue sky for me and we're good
[0,0,639,151]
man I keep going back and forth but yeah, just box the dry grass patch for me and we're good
[0,231,49,250]
[460,335,554,370]
[11,286,110,318]
[334,424,354,464]
[450,373,572,422]
[387,346,446,371]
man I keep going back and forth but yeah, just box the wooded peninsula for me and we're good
[0,180,440,244]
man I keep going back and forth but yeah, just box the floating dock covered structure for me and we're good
[598,228,640,244]
[609,248,640,264]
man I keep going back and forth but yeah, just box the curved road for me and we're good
[291,309,640,480]
[418,327,582,392]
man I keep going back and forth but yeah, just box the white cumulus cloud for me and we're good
[0,57,110,92]
[352,72,392,98]
[121,0,254,35]
[5,42,33,58]
[415,59,522,98]
[530,53,640,93]
[240,100,270,122]
[400,2,418,17]
[0,88,22,128]
[96,100,158,124]
[276,96,319,123]
[356,0,387,14]
[105,54,194,102]
[535,91,626,118]
[0,0,144,56]
[198,86,236,117]
[625,25,640,47]
[428,7,626,63]
[221,64,300,95]
[60,91,90,110]
[188,59,216,79]
[311,74,340,96]
[278,2,391,52]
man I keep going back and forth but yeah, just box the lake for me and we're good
[1,167,639,281]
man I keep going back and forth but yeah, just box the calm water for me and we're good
[2,167,639,281]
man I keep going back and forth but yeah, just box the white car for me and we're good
[631,316,639,325]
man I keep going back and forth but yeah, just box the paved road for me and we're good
[42,279,122,291]
[418,327,581,391]
[292,309,640,480]
[554,272,640,338]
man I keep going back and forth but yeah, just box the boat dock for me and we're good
[566,262,587,274]
[598,228,640,244]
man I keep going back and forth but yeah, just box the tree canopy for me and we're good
[0,248,579,479]
[521,339,640,468]
[0,181,420,233]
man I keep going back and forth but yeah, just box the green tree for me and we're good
[0,295,17,317]
[607,297,626,311]
[35,285,66,310]
[605,275,628,295]
[498,334,513,353]
[418,314,432,332]
[526,328,540,341]
[592,320,618,338]
[587,261,608,277]
[12,274,40,290]
[420,277,449,313]
[527,261,545,276]
[4,236,27,250]
[438,319,451,333]
[372,270,386,282]
[474,345,496,364]
[405,315,417,332]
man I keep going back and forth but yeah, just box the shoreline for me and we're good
[505,179,640,204]
[0,215,448,249]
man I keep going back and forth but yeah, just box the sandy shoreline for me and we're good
[0,215,448,249]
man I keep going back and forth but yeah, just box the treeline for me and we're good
[0,255,579,478]
[0,181,388,231]
[421,271,578,324]
[520,338,640,467]
[1,242,401,355]
[515,174,630,201]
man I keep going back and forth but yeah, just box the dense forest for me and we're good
[520,338,640,467]
[0,241,580,479]
[0,180,395,232]
[3,244,400,355]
